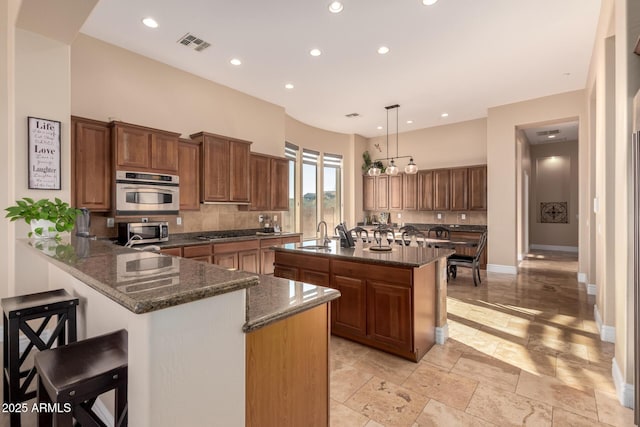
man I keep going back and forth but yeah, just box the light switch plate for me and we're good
[106,217,114,228]
[176,217,182,225]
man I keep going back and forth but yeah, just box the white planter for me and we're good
[30,219,58,239]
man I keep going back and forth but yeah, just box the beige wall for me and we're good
[529,141,579,248]
[486,90,585,271]
[516,130,531,260]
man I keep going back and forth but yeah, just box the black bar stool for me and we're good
[2,289,78,427]
[35,329,128,427]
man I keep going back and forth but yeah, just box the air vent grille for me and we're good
[177,33,211,52]
[345,113,360,118]
[536,129,560,136]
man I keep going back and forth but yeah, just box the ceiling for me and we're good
[522,121,579,145]
[80,0,601,138]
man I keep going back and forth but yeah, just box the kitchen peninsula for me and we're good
[17,237,339,427]
[273,240,453,362]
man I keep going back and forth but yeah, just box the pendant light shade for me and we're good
[368,166,381,176]
[404,158,418,174]
[386,159,399,175]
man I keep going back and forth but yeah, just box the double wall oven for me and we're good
[115,171,179,216]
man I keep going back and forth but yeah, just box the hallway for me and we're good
[330,251,635,426]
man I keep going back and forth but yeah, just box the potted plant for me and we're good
[5,197,81,239]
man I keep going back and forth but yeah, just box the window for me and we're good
[302,149,319,239]
[323,153,342,233]
[281,142,298,232]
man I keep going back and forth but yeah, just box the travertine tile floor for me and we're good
[330,251,636,427]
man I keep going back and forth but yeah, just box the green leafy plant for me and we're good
[5,197,81,238]
[362,150,372,173]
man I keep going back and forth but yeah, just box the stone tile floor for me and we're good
[330,251,636,426]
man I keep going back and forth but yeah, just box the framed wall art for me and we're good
[28,116,61,190]
[540,201,568,223]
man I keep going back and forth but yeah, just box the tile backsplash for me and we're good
[365,210,487,226]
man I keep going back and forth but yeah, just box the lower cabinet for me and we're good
[274,251,435,361]
[214,240,260,273]
[183,244,212,263]
[260,236,302,275]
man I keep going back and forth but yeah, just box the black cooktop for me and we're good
[195,228,275,241]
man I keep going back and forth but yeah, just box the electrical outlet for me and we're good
[106,217,115,228]
[437,213,442,220]
[258,215,264,223]
[176,217,182,225]
[397,213,402,219]
[461,213,466,220]
[274,215,278,222]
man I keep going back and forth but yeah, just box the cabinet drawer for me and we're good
[214,239,259,254]
[160,247,183,257]
[300,269,330,287]
[260,237,282,248]
[281,235,302,245]
[275,252,330,272]
[274,266,298,281]
[331,259,411,286]
[183,244,212,258]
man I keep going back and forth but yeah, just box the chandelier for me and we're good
[368,104,418,176]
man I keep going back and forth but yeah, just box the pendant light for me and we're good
[370,104,418,176]
[386,105,399,176]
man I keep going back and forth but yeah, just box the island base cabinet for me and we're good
[331,275,367,338]
[246,304,329,427]
[367,280,412,353]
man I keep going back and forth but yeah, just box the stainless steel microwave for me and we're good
[115,171,179,216]
[117,221,169,246]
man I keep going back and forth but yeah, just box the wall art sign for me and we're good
[540,201,568,223]
[28,116,61,190]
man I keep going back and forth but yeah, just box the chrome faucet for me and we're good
[317,221,331,246]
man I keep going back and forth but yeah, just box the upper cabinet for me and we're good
[402,173,417,210]
[388,175,403,211]
[449,167,469,211]
[190,132,252,203]
[178,139,200,211]
[111,122,180,174]
[362,175,390,211]
[71,116,112,211]
[417,170,434,211]
[243,153,289,211]
[468,165,487,210]
[433,169,450,211]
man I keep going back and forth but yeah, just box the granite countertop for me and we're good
[21,235,340,332]
[244,275,340,333]
[130,229,302,249]
[357,223,486,233]
[274,239,454,268]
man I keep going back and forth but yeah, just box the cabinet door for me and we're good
[363,176,376,211]
[239,249,260,274]
[249,154,270,211]
[229,140,251,203]
[299,269,330,287]
[417,170,434,211]
[331,275,367,337]
[468,165,487,210]
[433,169,450,211]
[270,158,290,211]
[214,252,238,270]
[72,118,111,211]
[115,125,150,170]
[151,133,179,173]
[201,136,230,202]
[389,175,403,211]
[178,140,200,211]
[274,265,298,280]
[376,175,389,210]
[403,173,417,210]
[450,168,468,211]
[261,248,276,275]
[367,280,412,352]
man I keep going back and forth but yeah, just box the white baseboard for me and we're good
[93,398,115,427]
[435,324,448,345]
[594,305,615,343]
[612,357,636,409]
[487,264,518,275]
[586,283,596,296]
[577,272,587,283]
[530,244,579,252]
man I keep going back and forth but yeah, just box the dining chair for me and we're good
[400,230,427,247]
[447,231,487,286]
[349,227,370,243]
[373,225,395,245]
[428,226,450,239]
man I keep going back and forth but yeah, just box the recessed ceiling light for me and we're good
[142,17,158,28]
[441,112,449,118]
[377,126,383,130]
[328,1,344,13]
[310,48,322,57]
[230,58,242,66]
[422,0,438,5]
[285,83,294,90]
[406,120,414,124]
[548,134,556,139]
[377,46,390,55]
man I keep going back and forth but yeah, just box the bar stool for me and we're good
[35,329,128,427]
[2,289,78,427]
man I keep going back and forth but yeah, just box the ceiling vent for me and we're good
[345,113,360,118]
[536,129,560,136]
[177,33,211,52]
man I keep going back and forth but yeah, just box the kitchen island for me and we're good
[273,240,453,362]
[16,237,339,427]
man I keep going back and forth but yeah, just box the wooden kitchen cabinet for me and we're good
[417,170,434,211]
[450,167,469,211]
[403,173,418,210]
[367,280,412,353]
[244,153,289,211]
[468,165,487,210]
[260,235,301,275]
[363,176,376,211]
[71,116,112,212]
[160,247,183,257]
[389,174,403,210]
[433,169,451,211]
[191,132,252,203]
[330,274,367,338]
[178,139,200,211]
[376,175,389,210]
[213,240,260,273]
[112,122,179,174]
[183,244,213,264]
[362,175,390,211]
